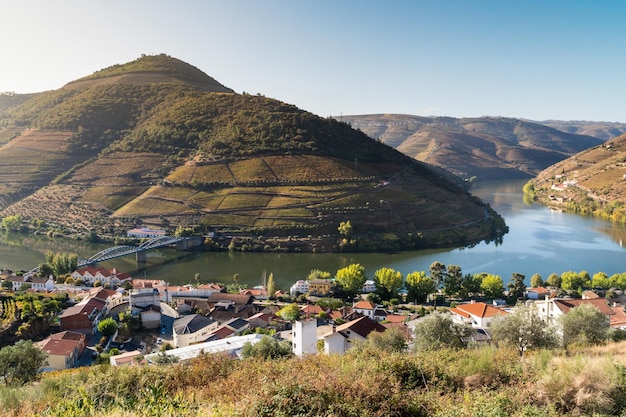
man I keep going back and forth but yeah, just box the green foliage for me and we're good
[97,317,118,337]
[307,269,331,281]
[44,252,78,277]
[560,270,591,291]
[278,303,301,322]
[338,220,353,237]
[413,311,472,351]
[1,215,22,232]
[335,263,366,299]
[240,335,293,359]
[442,264,463,297]
[530,273,543,288]
[592,271,611,289]
[546,272,561,288]
[351,328,407,354]
[0,340,48,386]
[480,273,504,299]
[561,304,609,348]
[507,272,526,301]
[266,273,275,298]
[491,304,559,355]
[405,271,435,304]
[373,267,403,300]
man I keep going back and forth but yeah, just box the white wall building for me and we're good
[292,319,318,356]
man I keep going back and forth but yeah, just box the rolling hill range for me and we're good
[534,119,626,142]
[0,54,506,251]
[339,114,605,180]
[527,133,626,223]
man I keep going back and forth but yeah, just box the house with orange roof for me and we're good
[323,316,386,354]
[38,331,87,370]
[526,286,550,300]
[449,301,508,328]
[300,304,324,318]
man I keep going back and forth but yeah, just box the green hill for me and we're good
[0,55,506,250]
[340,114,603,180]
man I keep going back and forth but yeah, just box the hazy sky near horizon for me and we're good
[1,1,625,122]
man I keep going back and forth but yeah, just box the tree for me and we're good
[610,273,626,290]
[97,317,118,337]
[459,273,483,299]
[0,340,48,386]
[307,269,331,281]
[443,264,463,297]
[429,261,446,308]
[561,304,609,348]
[405,271,435,304]
[241,335,293,359]
[38,263,54,279]
[507,272,526,301]
[530,273,543,288]
[373,267,403,300]
[352,328,407,354]
[546,272,561,288]
[490,304,558,356]
[561,270,591,292]
[266,272,276,298]
[413,312,472,351]
[338,220,353,237]
[279,303,301,321]
[480,274,504,299]
[1,215,22,232]
[335,263,366,300]
[592,272,611,289]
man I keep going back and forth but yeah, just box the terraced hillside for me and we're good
[528,133,626,223]
[0,54,506,250]
[340,114,603,180]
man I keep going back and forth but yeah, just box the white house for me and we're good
[30,276,55,292]
[449,301,508,328]
[290,280,309,296]
[71,267,131,287]
[535,297,614,324]
[361,280,377,293]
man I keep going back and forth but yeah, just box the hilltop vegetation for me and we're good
[527,133,626,223]
[0,55,505,250]
[340,114,604,180]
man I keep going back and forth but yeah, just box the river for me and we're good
[1,179,625,291]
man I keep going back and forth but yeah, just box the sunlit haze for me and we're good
[1,0,625,122]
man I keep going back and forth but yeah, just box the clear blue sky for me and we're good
[1,0,625,122]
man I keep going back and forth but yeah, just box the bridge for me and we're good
[27,236,197,277]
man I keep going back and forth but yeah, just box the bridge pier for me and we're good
[136,251,147,263]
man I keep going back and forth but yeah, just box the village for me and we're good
[2,261,626,372]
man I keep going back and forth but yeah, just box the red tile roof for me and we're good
[450,302,507,319]
[38,338,80,357]
[553,298,614,316]
[336,316,386,338]
[353,300,376,310]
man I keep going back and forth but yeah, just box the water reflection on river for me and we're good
[1,179,625,290]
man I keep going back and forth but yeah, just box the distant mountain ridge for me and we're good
[339,114,608,180]
[0,54,506,251]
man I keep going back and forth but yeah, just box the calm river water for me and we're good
[1,179,625,291]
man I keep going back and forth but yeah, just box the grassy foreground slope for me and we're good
[4,343,626,416]
[0,55,506,249]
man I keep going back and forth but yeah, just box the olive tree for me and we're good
[241,335,293,359]
[491,304,558,356]
[0,340,48,386]
[413,312,472,351]
[561,304,609,348]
